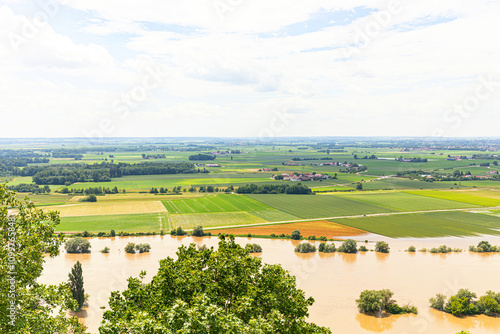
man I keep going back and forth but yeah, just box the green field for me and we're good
[247,194,396,219]
[170,212,267,229]
[162,194,273,214]
[330,211,500,238]
[407,190,500,207]
[57,213,167,232]
[351,178,450,190]
[340,192,478,211]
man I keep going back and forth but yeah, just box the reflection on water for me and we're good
[39,235,500,334]
[356,312,402,332]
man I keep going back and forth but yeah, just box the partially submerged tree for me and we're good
[0,184,85,333]
[100,235,331,333]
[65,237,91,253]
[68,261,85,310]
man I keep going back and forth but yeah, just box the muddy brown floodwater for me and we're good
[39,234,500,333]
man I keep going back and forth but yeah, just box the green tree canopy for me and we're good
[100,235,331,333]
[0,184,85,333]
[65,237,91,253]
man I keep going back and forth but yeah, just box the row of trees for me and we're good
[188,153,216,160]
[236,183,312,194]
[6,183,51,193]
[58,186,122,195]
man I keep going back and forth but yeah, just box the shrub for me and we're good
[65,237,91,253]
[294,242,316,253]
[136,243,151,253]
[100,246,110,253]
[110,230,116,237]
[359,245,368,252]
[407,246,416,252]
[337,239,357,253]
[470,240,499,253]
[97,232,106,237]
[245,243,262,253]
[308,235,316,240]
[124,242,136,254]
[356,289,416,315]
[319,243,335,253]
[291,230,302,240]
[192,225,204,237]
[429,293,447,311]
[375,241,390,253]
[318,236,327,241]
[82,231,90,237]
[430,245,452,253]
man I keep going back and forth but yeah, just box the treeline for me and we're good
[292,157,332,161]
[396,156,428,162]
[58,186,122,195]
[236,183,312,194]
[188,154,216,161]
[16,162,198,185]
[354,154,377,159]
[7,183,51,193]
[141,154,166,159]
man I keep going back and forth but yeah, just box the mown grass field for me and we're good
[211,220,368,238]
[48,200,167,217]
[162,194,272,214]
[406,190,500,207]
[57,213,166,232]
[330,211,500,238]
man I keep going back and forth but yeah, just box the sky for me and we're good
[0,0,499,139]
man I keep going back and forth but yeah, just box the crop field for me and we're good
[48,200,167,217]
[406,190,500,207]
[170,212,267,229]
[329,211,500,238]
[211,220,368,238]
[15,193,70,206]
[352,178,450,190]
[57,213,166,232]
[310,185,353,192]
[340,192,478,211]
[247,194,397,219]
[162,194,273,214]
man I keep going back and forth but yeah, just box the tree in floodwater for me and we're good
[68,261,85,310]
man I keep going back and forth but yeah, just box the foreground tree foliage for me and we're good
[0,184,85,333]
[100,235,331,333]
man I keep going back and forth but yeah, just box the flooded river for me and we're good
[40,235,500,333]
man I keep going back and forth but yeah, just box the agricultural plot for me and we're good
[170,212,267,229]
[407,190,500,207]
[48,200,167,217]
[162,194,272,214]
[15,193,70,206]
[340,192,478,211]
[211,220,367,238]
[57,213,166,232]
[352,178,449,190]
[330,211,500,238]
[247,194,397,219]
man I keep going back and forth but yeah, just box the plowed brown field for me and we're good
[211,220,368,238]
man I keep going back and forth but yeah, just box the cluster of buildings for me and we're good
[272,173,330,182]
[311,161,356,167]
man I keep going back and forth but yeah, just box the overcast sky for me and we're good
[0,0,499,139]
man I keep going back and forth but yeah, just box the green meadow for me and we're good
[330,211,500,238]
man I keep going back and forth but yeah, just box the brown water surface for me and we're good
[39,235,500,333]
